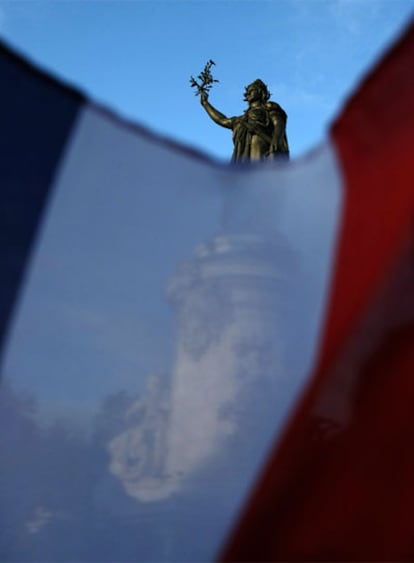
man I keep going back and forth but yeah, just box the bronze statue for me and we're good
[190,62,289,162]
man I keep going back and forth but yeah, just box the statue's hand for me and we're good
[200,92,209,105]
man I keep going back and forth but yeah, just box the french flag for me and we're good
[0,21,413,562]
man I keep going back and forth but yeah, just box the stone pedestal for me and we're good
[108,231,296,502]
[165,232,294,482]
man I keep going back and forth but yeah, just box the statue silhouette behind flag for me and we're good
[190,61,289,162]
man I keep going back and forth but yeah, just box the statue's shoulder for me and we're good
[265,101,287,118]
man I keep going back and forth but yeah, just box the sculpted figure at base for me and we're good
[201,79,289,162]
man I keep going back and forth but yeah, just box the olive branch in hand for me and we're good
[189,60,219,97]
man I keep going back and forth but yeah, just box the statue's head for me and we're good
[244,79,271,104]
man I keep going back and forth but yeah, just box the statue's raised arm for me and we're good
[200,93,234,130]
[190,62,289,162]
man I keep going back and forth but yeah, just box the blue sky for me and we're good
[0,0,412,160]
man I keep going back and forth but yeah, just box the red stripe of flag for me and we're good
[220,20,414,562]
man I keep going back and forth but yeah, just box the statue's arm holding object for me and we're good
[190,60,234,129]
[200,93,234,129]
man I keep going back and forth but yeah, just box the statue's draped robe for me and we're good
[231,102,289,162]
